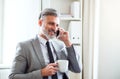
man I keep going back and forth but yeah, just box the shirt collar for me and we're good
[37,35,53,45]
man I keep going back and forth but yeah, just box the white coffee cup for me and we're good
[57,60,69,72]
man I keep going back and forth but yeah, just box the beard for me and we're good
[41,28,56,39]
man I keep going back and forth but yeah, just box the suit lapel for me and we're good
[31,36,46,67]
[52,40,68,60]
[51,40,61,59]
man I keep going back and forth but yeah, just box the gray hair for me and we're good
[39,8,59,20]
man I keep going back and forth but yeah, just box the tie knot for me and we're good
[46,41,50,46]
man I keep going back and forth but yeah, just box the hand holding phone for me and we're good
[56,28,72,46]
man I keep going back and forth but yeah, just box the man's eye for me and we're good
[48,22,54,25]
[48,22,58,26]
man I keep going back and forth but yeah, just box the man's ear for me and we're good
[38,19,42,26]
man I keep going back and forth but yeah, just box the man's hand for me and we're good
[41,63,58,76]
[57,28,72,47]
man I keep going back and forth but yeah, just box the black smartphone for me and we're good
[56,29,60,37]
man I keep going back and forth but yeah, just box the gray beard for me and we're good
[42,29,56,40]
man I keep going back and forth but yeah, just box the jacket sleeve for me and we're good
[66,45,81,73]
[9,43,43,79]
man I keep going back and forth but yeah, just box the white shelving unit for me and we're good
[41,0,83,79]
[42,0,82,21]
[60,17,81,21]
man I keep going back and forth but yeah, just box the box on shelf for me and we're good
[71,1,80,18]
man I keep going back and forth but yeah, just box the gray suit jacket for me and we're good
[9,36,81,79]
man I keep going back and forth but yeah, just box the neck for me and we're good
[39,33,48,40]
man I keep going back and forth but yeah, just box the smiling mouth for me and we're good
[49,29,57,34]
[48,30,56,35]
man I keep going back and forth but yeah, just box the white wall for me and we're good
[83,0,120,79]
[2,0,40,65]
[0,0,3,64]
[98,0,120,79]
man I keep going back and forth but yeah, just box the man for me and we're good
[9,8,81,79]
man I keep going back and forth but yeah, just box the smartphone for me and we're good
[56,29,60,37]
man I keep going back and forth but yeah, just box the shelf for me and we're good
[60,17,81,21]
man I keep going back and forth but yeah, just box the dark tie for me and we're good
[43,41,58,79]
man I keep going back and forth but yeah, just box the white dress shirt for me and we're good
[38,35,63,79]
